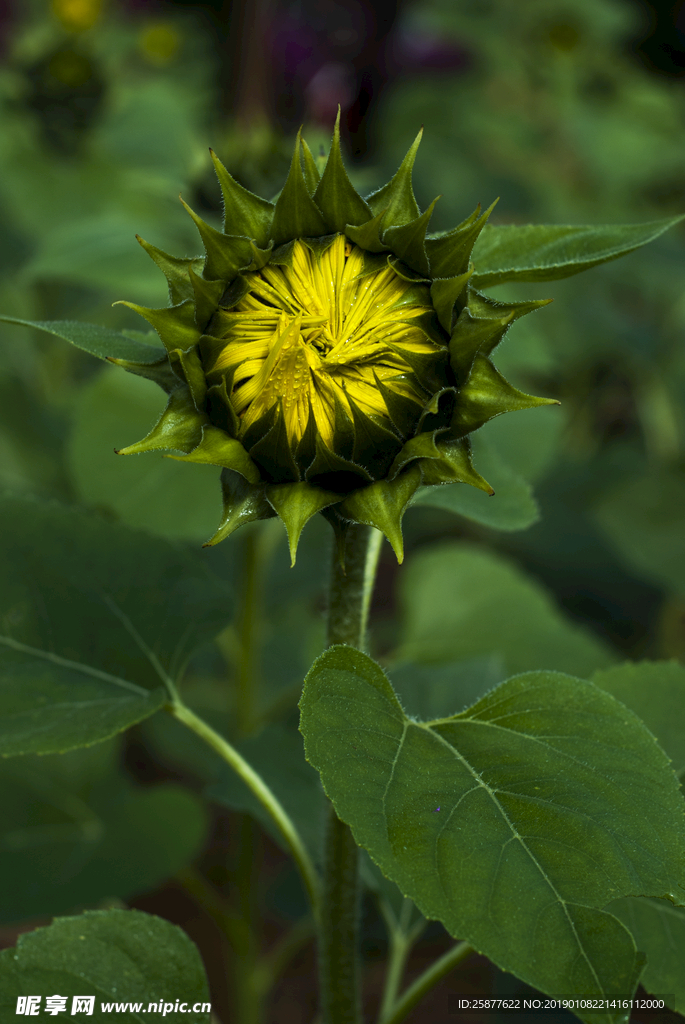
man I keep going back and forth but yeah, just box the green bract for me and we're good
[89,117,672,564]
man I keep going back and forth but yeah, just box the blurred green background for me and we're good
[1,0,684,1019]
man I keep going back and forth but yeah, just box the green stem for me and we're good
[378,942,473,1024]
[319,524,383,1024]
[378,901,422,1021]
[231,814,262,1024]
[170,700,321,927]
[236,528,260,734]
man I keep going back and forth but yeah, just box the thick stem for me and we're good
[319,525,383,1024]
[235,528,261,736]
[326,524,383,650]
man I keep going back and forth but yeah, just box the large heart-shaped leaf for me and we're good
[0,495,232,755]
[471,216,683,287]
[0,909,210,1023]
[300,647,685,1024]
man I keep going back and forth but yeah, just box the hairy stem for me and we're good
[319,524,383,1024]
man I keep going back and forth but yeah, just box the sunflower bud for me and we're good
[113,115,555,564]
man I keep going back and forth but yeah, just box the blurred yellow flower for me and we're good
[138,23,181,66]
[51,0,102,32]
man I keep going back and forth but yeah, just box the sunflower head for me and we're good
[113,115,555,564]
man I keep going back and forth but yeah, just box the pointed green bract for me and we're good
[452,356,558,437]
[383,197,439,277]
[180,198,254,282]
[314,111,372,233]
[210,148,274,245]
[116,388,206,456]
[167,425,260,482]
[266,481,342,566]
[136,236,203,303]
[431,269,474,334]
[204,469,276,547]
[338,464,423,562]
[345,209,390,253]
[366,129,423,227]
[300,136,321,194]
[270,131,328,244]
[115,299,200,354]
[427,200,498,278]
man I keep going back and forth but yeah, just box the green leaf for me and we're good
[471,216,684,287]
[301,647,685,1022]
[608,897,684,1013]
[207,722,326,862]
[0,908,210,1022]
[593,661,685,780]
[0,493,232,755]
[0,315,164,363]
[593,469,685,596]
[68,366,222,541]
[412,434,539,532]
[0,744,207,922]
[396,541,615,677]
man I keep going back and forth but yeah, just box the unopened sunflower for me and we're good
[113,117,555,563]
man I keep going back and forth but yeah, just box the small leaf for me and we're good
[0,494,232,755]
[300,648,685,1022]
[136,236,203,304]
[0,315,163,364]
[471,216,684,287]
[451,355,558,437]
[180,198,254,281]
[115,299,200,354]
[0,909,210,1021]
[116,386,206,456]
[382,197,439,277]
